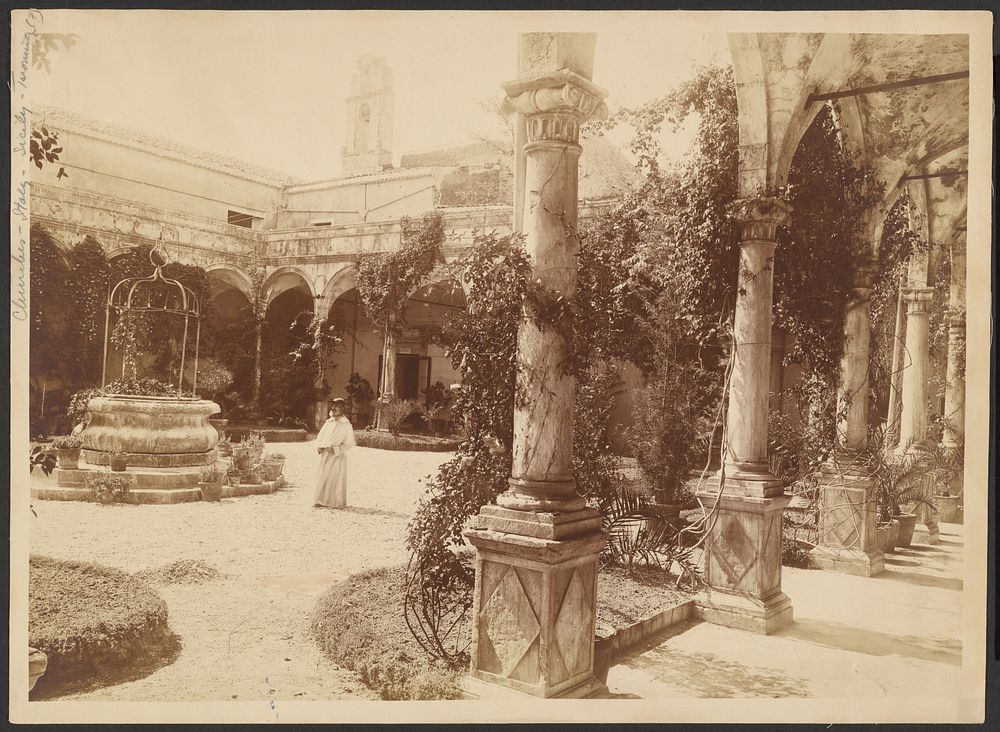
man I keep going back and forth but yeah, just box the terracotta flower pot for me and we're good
[877,520,900,553]
[936,494,960,523]
[894,512,918,548]
[56,448,81,470]
[228,474,241,488]
[263,461,283,482]
[233,454,251,472]
[200,481,223,502]
[109,456,128,472]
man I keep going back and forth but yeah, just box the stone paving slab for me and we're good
[607,524,966,704]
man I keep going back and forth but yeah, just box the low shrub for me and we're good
[311,566,463,700]
[377,398,425,436]
[354,431,459,453]
[29,555,177,697]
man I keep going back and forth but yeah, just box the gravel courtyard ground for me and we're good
[29,441,453,701]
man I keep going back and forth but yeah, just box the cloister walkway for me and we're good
[608,523,965,703]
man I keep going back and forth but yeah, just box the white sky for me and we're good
[27,10,732,180]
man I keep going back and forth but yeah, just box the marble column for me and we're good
[941,241,966,496]
[898,288,934,448]
[376,322,398,429]
[695,197,794,634]
[898,286,938,543]
[464,33,609,699]
[941,309,965,495]
[813,257,884,576]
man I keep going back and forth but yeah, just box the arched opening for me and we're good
[260,276,316,426]
[326,278,467,431]
[204,268,255,416]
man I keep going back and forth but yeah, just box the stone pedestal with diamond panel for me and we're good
[463,515,605,698]
[812,460,884,576]
[695,481,793,635]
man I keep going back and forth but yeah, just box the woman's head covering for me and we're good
[330,397,349,409]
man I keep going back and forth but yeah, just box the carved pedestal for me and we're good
[695,482,793,635]
[464,512,606,699]
[812,461,884,576]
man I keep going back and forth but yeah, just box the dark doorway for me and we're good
[377,354,432,400]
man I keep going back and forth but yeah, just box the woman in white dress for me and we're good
[313,398,356,508]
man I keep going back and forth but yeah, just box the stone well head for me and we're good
[82,395,220,468]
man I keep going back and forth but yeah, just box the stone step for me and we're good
[56,466,202,489]
[33,476,286,504]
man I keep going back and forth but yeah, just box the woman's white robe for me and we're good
[314,416,356,507]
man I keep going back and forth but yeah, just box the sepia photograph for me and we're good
[9,8,992,725]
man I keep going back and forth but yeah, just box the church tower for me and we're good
[342,56,394,177]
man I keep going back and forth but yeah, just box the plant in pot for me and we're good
[217,433,232,458]
[625,366,711,521]
[928,439,963,523]
[345,373,375,429]
[868,433,935,550]
[226,466,242,488]
[198,464,226,502]
[245,462,265,485]
[107,447,128,472]
[51,435,83,470]
[263,452,285,482]
[85,470,134,505]
[231,442,254,475]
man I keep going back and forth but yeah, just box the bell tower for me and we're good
[342,56,394,177]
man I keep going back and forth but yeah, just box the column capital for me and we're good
[732,196,793,242]
[848,254,878,301]
[902,287,935,314]
[503,70,608,145]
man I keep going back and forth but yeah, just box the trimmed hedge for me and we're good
[29,555,178,697]
[354,431,460,453]
[311,566,463,700]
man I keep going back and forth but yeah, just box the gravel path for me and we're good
[29,441,453,701]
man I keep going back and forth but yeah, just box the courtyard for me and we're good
[29,441,967,708]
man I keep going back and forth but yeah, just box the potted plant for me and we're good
[346,373,375,429]
[227,467,242,488]
[198,464,226,502]
[869,434,934,550]
[217,433,232,458]
[107,447,128,472]
[51,435,83,470]
[263,452,285,482]
[231,442,254,474]
[244,462,265,485]
[85,471,134,505]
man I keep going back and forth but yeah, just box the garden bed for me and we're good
[354,431,460,453]
[311,561,693,700]
[29,555,180,698]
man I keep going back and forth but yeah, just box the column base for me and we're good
[811,545,885,577]
[815,460,882,576]
[465,519,605,699]
[461,673,608,700]
[695,589,793,635]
